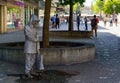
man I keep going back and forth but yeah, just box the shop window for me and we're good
[7,7,21,30]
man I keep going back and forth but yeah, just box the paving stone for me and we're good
[0,21,120,83]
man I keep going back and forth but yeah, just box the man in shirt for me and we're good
[91,15,99,38]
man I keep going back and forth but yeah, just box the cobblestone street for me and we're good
[47,22,120,83]
[71,25,120,83]
[0,21,120,83]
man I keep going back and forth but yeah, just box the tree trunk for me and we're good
[42,0,51,48]
[68,0,73,32]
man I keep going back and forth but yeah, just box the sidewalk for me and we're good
[0,21,119,44]
[0,21,120,82]
[50,22,92,31]
[47,21,120,83]
[0,22,92,44]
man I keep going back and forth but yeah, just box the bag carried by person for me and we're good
[91,19,97,26]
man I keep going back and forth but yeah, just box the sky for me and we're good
[84,0,94,7]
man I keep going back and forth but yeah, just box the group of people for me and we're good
[76,14,90,31]
[104,14,118,27]
[51,14,60,29]
[76,14,99,38]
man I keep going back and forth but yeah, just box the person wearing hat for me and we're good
[24,14,44,78]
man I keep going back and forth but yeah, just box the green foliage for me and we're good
[103,0,113,14]
[94,0,120,14]
[93,4,99,13]
[60,0,85,6]
[73,3,84,13]
[103,0,120,14]
[93,0,104,13]
[7,8,19,13]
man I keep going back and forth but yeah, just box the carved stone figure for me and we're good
[24,14,44,78]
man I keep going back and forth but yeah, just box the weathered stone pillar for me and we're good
[0,5,2,33]
[0,5,7,34]
[27,6,30,23]
[20,7,24,30]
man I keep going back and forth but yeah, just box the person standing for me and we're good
[24,14,44,78]
[66,17,69,24]
[76,14,81,31]
[114,15,118,27]
[104,15,108,28]
[91,15,99,38]
[109,16,113,27]
[55,14,60,29]
[84,16,88,30]
[51,15,56,28]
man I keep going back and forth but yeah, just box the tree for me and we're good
[93,0,104,13]
[93,4,99,14]
[73,3,84,14]
[94,0,120,15]
[60,0,85,32]
[42,0,51,48]
[103,0,120,14]
[27,0,50,48]
[33,0,85,48]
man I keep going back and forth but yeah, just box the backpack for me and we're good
[110,19,113,23]
[91,19,97,26]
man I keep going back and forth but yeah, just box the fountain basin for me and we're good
[0,41,95,65]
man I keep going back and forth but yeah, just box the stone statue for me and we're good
[24,14,44,78]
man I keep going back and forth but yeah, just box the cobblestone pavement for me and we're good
[0,22,91,43]
[0,21,120,83]
[46,22,120,83]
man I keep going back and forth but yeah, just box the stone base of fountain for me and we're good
[0,41,95,65]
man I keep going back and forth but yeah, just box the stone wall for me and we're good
[50,31,93,38]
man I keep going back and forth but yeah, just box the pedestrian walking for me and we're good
[24,14,44,78]
[14,19,20,29]
[114,15,118,27]
[84,16,88,30]
[55,14,60,29]
[91,15,99,38]
[51,15,56,28]
[109,17,113,27]
[104,15,108,28]
[76,14,81,31]
[66,17,69,24]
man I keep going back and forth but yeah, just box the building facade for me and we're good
[0,0,7,33]
[0,0,39,33]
